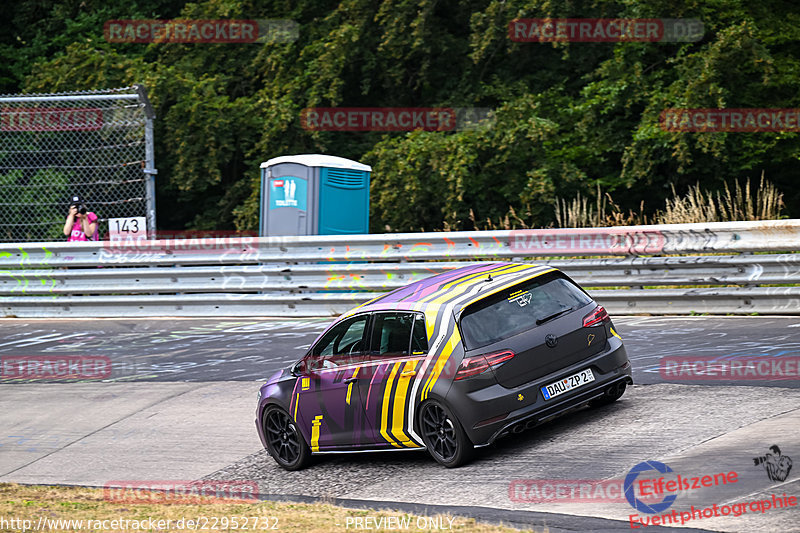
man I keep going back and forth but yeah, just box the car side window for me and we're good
[307,315,369,370]
[410,314,429,354]
[370,312,427,357]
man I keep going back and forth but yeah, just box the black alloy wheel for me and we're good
[263,406,311,471]
[419,401,473,468]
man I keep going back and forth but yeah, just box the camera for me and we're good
[69,194,87,215]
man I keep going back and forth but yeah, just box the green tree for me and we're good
[5,0,799,233]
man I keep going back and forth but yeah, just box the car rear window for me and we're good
[459,273,592,349]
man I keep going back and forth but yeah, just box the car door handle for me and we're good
[400,370,417,378]
[344,377,358,384]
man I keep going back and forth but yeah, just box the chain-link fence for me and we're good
[0,86,156,242]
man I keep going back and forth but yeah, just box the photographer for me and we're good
[63,194,99,241]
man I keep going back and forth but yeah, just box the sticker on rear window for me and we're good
[508,290,532,307]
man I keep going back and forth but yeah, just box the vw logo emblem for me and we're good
[545,334,558,348]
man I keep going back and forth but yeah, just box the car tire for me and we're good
[418,400,474,468]
[590,381,627,407]
[262,406,311,471]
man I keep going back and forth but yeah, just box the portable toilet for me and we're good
[260,154,371,236]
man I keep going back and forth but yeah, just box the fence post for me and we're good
[136,84,158,238]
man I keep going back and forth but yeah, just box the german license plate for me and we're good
[541,369,595,400]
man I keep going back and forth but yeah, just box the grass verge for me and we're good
[0,483,527,532]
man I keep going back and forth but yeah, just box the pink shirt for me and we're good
[68,212,99,241]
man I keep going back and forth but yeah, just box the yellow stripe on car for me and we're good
[345,367,359,405]
[420,263,525,306]
[422,327,461,401]
[391,360,420,446]
[380,362,403,447]
[310,415,323,452]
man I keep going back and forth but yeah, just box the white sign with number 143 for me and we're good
[109,217,147,242]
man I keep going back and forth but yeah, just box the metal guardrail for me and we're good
[1,220,799,317]
[1,219,800,266]
[3,255,800,294]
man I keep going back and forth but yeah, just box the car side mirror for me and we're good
[292,359,307,376]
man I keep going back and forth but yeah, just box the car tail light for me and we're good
[485,350,515,366]
[582,305,610,327]
[454,350,515,380]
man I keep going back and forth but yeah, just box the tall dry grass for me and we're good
[552,174,784,228]
[717,174,785,221]
[554,185,650,228]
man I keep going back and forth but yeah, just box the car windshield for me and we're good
[459,274,592,349]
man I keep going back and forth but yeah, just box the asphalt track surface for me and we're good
[1,316,799,532]
[0,316,799,387]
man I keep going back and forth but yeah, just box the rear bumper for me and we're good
[447,336,632,446]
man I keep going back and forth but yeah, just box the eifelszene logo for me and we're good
[624,461,677,514]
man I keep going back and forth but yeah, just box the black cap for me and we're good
[70,194,84,205]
